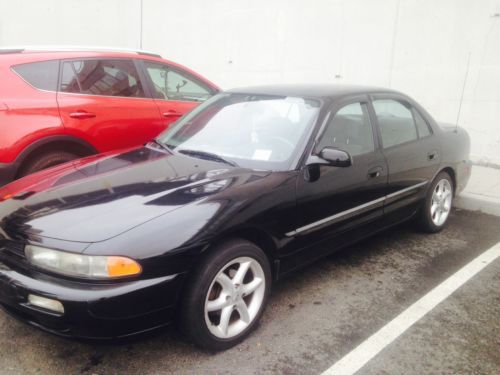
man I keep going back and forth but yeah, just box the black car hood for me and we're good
[0,146,268,243]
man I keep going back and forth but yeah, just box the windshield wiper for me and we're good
[178,149,238,167]
[148,139,172,152]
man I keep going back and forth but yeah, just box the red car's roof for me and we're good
[0,47,220,90]
[0,46,161,58]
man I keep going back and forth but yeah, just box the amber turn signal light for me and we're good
[107,256,142,277]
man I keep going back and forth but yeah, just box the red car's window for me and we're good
[12,60,59,91]
[60,59,146,98]
[143,61,212,102]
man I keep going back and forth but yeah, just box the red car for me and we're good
[0,47,219,186]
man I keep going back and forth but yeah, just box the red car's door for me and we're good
[57,58,164,152]
[141,60,216,129]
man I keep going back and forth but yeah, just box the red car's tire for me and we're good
[18,151,79,178]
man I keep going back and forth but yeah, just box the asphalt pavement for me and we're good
[0,208,498,374]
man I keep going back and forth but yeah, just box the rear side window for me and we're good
[60,59,145,98]
[12,60,59,91]
[372,99,417,148]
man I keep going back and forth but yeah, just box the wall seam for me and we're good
[388,0,401,88]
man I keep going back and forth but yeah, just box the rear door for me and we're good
[56,58,164,152]
[140,60,216,129]
[370,94,441,221]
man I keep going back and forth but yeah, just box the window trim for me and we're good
[138,59,217,103]
[58,57,151,100]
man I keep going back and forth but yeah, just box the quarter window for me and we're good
[414,109,431,138]
[12,60,59,91]
[60,59,145,98]
[144,61,212,102]
[317,102,374,156]
[372,99,417,148]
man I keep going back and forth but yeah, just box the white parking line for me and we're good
[322,242,500,375]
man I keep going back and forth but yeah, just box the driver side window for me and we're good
[143,62,212,102]
[317,102,374,157]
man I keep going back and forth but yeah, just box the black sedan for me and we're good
[0,85,471,350]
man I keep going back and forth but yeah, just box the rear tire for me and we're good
[18,151,79,178]
[418,171,454,233]
[180,239,271,351]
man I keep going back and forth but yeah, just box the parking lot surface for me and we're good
[0,209,498,374]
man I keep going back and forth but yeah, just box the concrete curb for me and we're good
[455,192,500,217]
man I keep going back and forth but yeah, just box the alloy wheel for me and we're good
[204,256,266,339]
[431,178,453,226]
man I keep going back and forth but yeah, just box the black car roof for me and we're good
[227,84,402,100]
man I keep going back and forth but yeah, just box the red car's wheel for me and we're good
[19,151,78,178]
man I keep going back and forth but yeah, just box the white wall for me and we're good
[1,0,499,165]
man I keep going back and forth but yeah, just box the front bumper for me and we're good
[0,261,184,339]
[0,162,17,187]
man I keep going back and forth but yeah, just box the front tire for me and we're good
[418,171,454,233]
[181,239,271,351]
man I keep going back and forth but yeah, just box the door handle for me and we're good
[162,110,182,118]
[368,166,383,179]
[69,111,96,119]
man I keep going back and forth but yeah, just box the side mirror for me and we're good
[320,147,352,167]
[307,147,352,168]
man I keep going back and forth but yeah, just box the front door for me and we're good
[288,96,389,266]
[57,58,164,152]
[141,61,215,129]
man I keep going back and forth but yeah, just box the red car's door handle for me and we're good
[69,111,96,119]
[162,110,182,118]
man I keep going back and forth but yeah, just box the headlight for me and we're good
[25,245,142,279]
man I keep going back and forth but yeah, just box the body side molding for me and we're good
[286,180,429,237]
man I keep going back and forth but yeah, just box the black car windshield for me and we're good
[157,93,321,170]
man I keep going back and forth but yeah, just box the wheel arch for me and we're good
[205,226,280,280]
[437,166,457,195]
[15,135,98,177]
